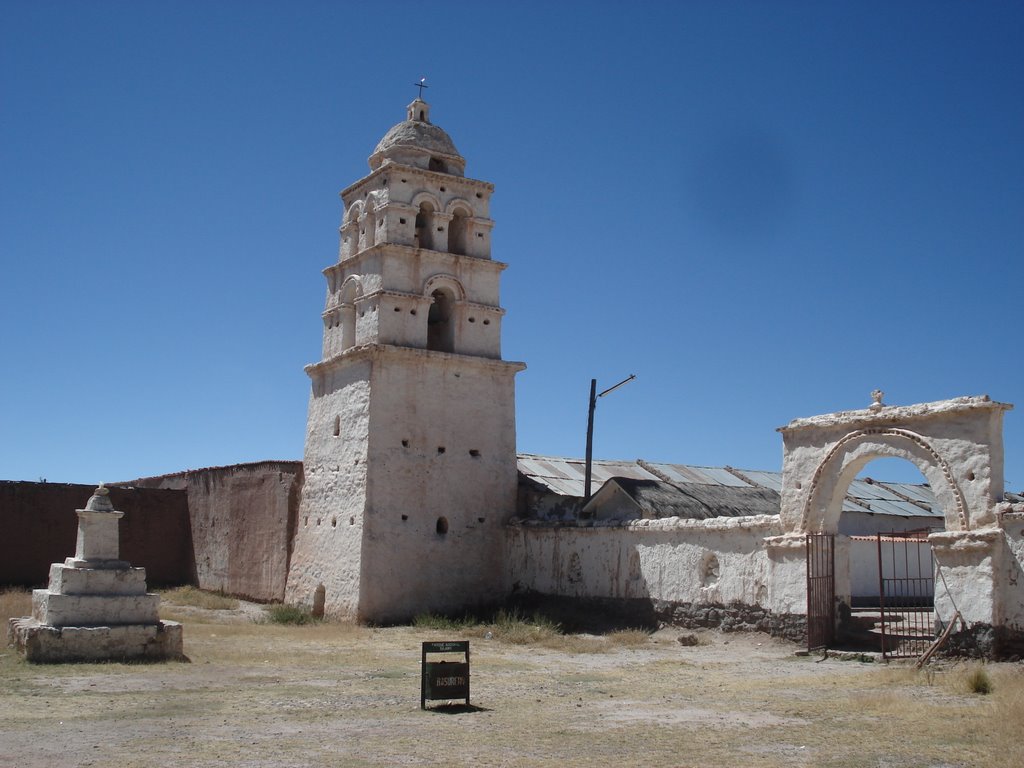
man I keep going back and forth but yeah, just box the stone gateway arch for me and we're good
[768,394,1023,656]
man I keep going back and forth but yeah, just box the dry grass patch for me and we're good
[413,609,653,653]
[159,586,239,611]
[605,628,653,647]
[0,587,31,623]
[3,603,1024,768]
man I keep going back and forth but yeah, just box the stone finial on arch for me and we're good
[799,428,968,533]
[422,273,466,302]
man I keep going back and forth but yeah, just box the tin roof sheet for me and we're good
[846,479,907,501]
[647,463,752,487]
[842,498,873,514]
[517,454,939,519]
[879,482,934,504]
[730,469,784,492]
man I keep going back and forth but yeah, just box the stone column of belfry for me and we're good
[284,97,525,622]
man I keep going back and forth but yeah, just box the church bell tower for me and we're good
[285,97,525,622]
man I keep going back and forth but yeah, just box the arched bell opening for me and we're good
[448,208,470,255]
[415,202,434,250]
[427,288,455,353]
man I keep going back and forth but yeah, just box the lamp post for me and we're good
[584,374,636,505]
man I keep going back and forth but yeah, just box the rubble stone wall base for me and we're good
[940,622,1024,661]
[651,599,808,643]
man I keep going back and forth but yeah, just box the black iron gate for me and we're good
[877,529,936,659]
[806,533,835,651]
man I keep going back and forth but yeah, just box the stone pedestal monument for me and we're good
[8,484,183,662]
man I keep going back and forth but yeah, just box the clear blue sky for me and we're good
[2,1,1021,489]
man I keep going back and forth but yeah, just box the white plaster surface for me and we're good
[74,509,124,563]
[996,507,1024,627]
[32,590,160,627]
[288,346,522,622]
[47,564,147,596]
[506,516,782,607]
[285,358,371,618]
[763,534,814,615]
[930,528,1000,626]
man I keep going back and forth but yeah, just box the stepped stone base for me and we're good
[8,617,184,663]
[32,589,161,627]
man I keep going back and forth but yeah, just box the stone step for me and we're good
[32,590,160,628]
[48,564,148,596]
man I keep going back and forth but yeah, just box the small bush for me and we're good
[412,613,475,631]
[965,665,993,695]
[489,608,563,646]
[677,632,710,647]
[266,603,320,625]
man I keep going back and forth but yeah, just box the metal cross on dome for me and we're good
[413,77,428,99]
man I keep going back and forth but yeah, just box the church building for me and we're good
[6,95,1022,659]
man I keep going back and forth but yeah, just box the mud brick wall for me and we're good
[132,462,302,602]
[0,481,192,587]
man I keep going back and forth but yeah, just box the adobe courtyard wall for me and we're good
[505,515,807,639]
[997,506,1024,630]
[132,461,302,602]
[0,481,192,586]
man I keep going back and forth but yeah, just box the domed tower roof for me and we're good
[368,99,466,176]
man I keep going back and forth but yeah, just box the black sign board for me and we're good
[421,641,470,709]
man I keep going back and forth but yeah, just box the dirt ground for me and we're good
[2,597,1022,768]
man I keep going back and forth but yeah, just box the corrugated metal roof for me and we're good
[535,476,585,497]
[880,482,934,504]
[648,463,752,487]
[842,498,873,514]
[859,498,941,518]
[517,453,940,520]
[847,479,907,501]
[729,469,784,492]
[517,455,658,498]
[589,477,780,520]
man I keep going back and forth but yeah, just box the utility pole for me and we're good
[583,374,636,507]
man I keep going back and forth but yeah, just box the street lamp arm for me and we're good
[598,374,637,399]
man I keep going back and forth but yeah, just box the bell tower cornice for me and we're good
[340,163,494,201]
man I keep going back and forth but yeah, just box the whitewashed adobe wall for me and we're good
[506,515,782,607]
[284,359,371,617]
[996,505,1024,628]
[358,348,520,623]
